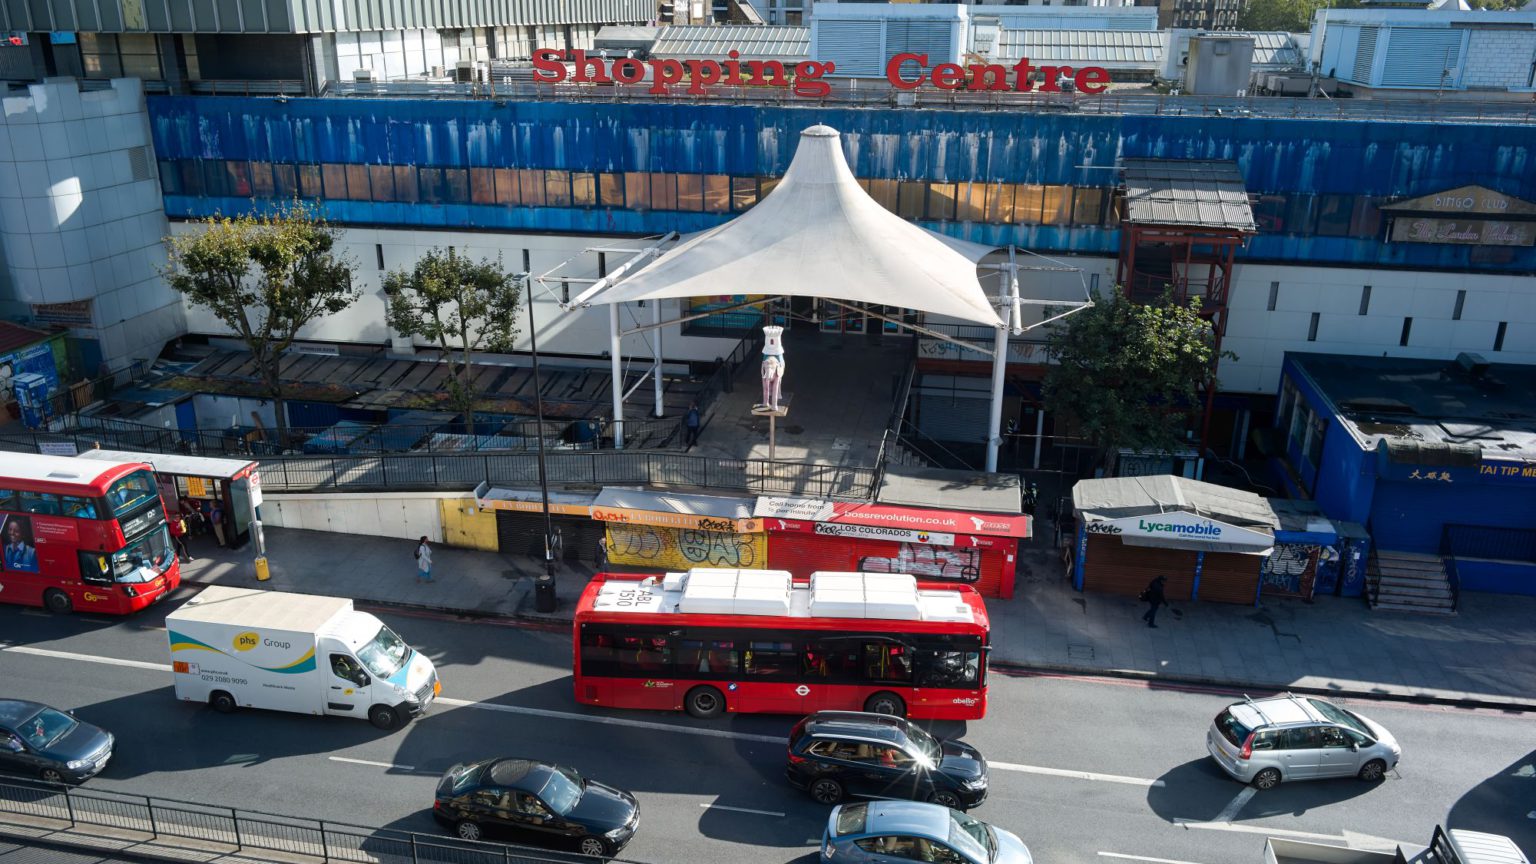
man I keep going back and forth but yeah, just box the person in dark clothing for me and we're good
[1140,575,1168,628]
[684,402,701,449]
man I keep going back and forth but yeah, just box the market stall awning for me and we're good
[568,125,1005,327]
[473,483,596,517]
[592,487,760,532]
[756,497,1030,540]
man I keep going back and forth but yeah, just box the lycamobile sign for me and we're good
[1136,519,1222,537]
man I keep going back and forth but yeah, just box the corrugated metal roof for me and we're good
[651,25,810,61]
[1071,475,1279,528]
[1232,31,1306,66]
[1122,158,1256,232]
[994,29,1164,69]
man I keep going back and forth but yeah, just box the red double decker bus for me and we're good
[573,569,989,720]
[0,452,180,615]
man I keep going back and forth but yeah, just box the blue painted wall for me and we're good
[147,96,1536,272]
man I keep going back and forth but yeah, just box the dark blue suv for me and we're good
[787,711,988,810]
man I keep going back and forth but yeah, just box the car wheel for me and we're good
[368,705,401,731]
[1358,759,1387,782]
[810,777,844,805]
[685,685,725,719]
[39,767,65,784]
[43,589,72,615]
[455,820,482,842]
[928,790,964,810]
[1252,768,1281,790]
[209,691,237,714]
[863,691,906,718]
[578,836,612,858]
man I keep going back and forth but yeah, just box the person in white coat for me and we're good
[415,536,434,583]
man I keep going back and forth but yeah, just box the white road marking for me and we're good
[1098,853,1212,864]
[432,697,784,744]
[1,644,170,672]
[329,756,415,771]
[19,610,50,617]
[699,803,785,817]
[1212,787,1255,823]
[1174,819,1404,852]
[989,761,1165,788]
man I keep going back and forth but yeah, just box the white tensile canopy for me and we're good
[569,124,1005,327]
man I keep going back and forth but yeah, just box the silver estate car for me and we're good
[1206,694,1401,790]
[822,801,1032,864]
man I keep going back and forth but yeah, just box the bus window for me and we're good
[614,635,671,674]
[62,496,99,519]
[916,649,981,687]
[677,640,739,676]
[804,638,863,680]
[79,552,113,585]
[580,631,619,676]
[0,489,16,511]
[863,643,913,683]
[106,470,159,516]
[744,641,798,677]
[19,491,61,515]
[110,525,174,583]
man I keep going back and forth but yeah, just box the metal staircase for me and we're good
[1367,550,1457,614]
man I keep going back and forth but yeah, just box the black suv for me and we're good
[434,758,639,857]
[785,711,988,810]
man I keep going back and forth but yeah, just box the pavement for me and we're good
[177,524,1536,712]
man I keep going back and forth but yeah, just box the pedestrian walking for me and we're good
[596,536,609,571]
[684,401,701,449]
[1139,575,1168,628]
[209,501,226,548]
[168,513,193,562]
[415,536,434,583]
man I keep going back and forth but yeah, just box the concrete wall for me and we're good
[262,490,500,551]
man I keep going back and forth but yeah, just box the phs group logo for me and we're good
[233,631,260,652]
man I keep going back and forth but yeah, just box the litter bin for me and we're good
[534,573,557,613]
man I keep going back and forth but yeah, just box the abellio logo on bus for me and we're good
[531,49,1112,98]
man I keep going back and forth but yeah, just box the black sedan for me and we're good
[0,699,114,784]
[434,758,639,857]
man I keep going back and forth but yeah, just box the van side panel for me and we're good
[167,618,322,715]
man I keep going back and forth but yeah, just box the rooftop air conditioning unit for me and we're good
[431,65,447,79]
[455,60,475,83]
[352,68,374,82]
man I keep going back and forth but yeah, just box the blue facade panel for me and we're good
[1369,479,1536,554]
[147,96,1536,272]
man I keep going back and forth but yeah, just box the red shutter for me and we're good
[767,532,857,577]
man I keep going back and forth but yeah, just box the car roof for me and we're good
[0,699,44,726]
[805,711,910,744]
[856,801,954,840]
[1228,695,1319,729]
[486,759,558,792]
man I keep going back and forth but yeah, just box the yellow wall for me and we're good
[440,499,499,551]
[606,524,767,570]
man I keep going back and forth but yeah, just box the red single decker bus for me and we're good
[0,451,180,615]
[573,569,989,720]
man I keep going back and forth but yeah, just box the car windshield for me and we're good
[835,803,868,836]
[1306,699,1373,738]
[106,470,159,517]
[948,810,996,863]
[356,625,411,679]
[110,525,174,584]
[903,722,943,762]
[19,707,77,749]
[539,767,584,815]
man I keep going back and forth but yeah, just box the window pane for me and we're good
[494,168,520,205]
[677,639,739,676]
[703,175,730,213]
[1072,187,1104,226]
[1042,186,1071,225]
[470,168,495,204]
[393,165,419,203]
[926,183,957,221]
[956,183,986,222]
[805,639,863,680]
[572,172,596,206]
[614,635,671,674]
[519,169,546,206]
[677,174,703,212]
[248,162,273,197]
[987,184,1015,223]
[1350,197,1382,238]
[915,648,980,687]
[345,164,371,201]
[123,51,161,80]
[299,164,323,198]
[1316,194,1352,237]
[897,182,925,219]
[731,176,758,211]
[201,161,229,196]
[369,164,395,202]
[545,170,571,206]
[863,642,912,683]
[744,641,798,677]
[180,161,203,196]
[758,176,781,199]
[1013,185,1045,224]
[418,168,443,204]
[159,161,182,195]
[442,168,469,204]
[580,631,618,676]
[225,161,251,197]
[1287,194,1318,235]
[271,163,297,198]
[322,163,348,199]
[651,174,678,211]
[1253,194,1286,232]
[624,172,650,209]
[867,179,898,212]
[599,173,625,207]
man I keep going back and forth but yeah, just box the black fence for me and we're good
[1442,523,1536,563]
[0,778,630,864]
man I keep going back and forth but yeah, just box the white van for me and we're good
[166,586,440,730]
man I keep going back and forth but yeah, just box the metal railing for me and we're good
[1440,523,1536,614]
[0,777,630,864]
[320,79,1536,127]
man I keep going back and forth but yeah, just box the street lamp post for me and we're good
[521,273,558,612]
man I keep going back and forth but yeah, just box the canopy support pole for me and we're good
[652,301,665,418]
[1034,407,1045,470]
[986,254,1023,473]
[610,304,625,450]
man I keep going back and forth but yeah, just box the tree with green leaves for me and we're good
[163,206,359,446]
[383,248,523,436]
[1043,287,1231,457]
[1238,0,1358,33]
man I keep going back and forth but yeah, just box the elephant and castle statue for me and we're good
[758,325,786,414]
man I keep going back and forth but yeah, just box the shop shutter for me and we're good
[768,532,857,577]
[1084,535,1197,601]
[849,538,1007,597]
[560,516,607,564]
[1198,552,1262,605]
[496,511,547,558]
[1259,544,1318,599]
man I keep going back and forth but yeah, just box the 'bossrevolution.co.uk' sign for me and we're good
[532,49,1111,98]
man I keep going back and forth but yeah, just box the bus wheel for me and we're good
[369,705,401,730]
[864,692,906,718]
[685,686,725,719]
[209,691,237,714]
[43,590,72,615]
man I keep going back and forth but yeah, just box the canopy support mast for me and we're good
[610,304,625,450]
